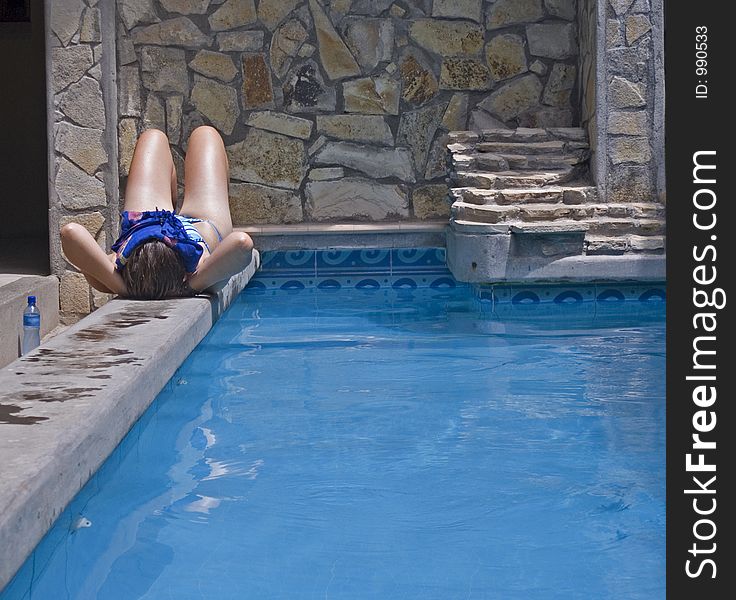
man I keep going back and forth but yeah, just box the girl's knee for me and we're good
[138,128,169,147]
[191,125,220,138]
[189,125,224,148]
[232,231,254,253]
[60,222,84,240]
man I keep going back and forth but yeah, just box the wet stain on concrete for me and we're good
[108,348,134,356]
[0,403,49,425]
[2,305,175,425]
[0,385,104,425]
[15,387,101,403]
[17,346,144,372]
[73,308,170,343]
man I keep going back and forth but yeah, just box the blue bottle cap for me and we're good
[28,296,36,305]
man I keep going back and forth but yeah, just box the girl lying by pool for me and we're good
[61,126,255,299]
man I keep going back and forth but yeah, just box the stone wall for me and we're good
[116,0,581,225]
[47,0,120,323]
[42,0,665,321]
[599,0,664,204]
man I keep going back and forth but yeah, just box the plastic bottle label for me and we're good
[23,314,41,328]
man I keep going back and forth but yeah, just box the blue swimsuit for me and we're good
[113,210,225,273]
[174,215,224,254]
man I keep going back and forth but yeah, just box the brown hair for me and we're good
[121,241,195,299]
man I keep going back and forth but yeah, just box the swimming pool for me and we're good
[3,251,666,599]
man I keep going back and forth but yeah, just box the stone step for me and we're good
[627,234,667,252]
[469,153,587,172]
[546,127,589,142]
[448,128,589,174]
[509,221,589,234]
[518,204,665,221]
[451,148,588,171]
[453,185,598,206]
[476,140,589,156]
[452,152,507,171]
[448,127,588,145]
[477,128,553,143]
[500,153,588,170]
[451,220,510,234]
[451,202,666,229]
[453,168,582,189]
[476,140,567,154]
[587,218,666,236]
[591,203,665,219]
[453,153,587,173]
[452,202,520,223]
[585,235,666,255]
[451,219,589,234]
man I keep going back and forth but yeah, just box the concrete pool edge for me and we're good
[0,252,259,590]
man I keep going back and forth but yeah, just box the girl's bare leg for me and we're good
[59,128,177,296]
[181,127,254,292]
[124,129,176,213]
[179,125,234,246]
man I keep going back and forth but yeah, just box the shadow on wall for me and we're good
[0,0,49,274]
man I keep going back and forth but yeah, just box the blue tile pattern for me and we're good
[473,282,666,306]
[259,250,316,277]
[316,249,391,276]
[391,248,447,272]
[250,249,666,304]
[252,248,457,291]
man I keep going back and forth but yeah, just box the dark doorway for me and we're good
[0,0,49,274]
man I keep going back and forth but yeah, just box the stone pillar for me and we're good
[597,0,665,204]
[46,0,119,323]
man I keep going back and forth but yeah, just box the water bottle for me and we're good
[22,296,41,355]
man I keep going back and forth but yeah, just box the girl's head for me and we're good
[121,240,194,299]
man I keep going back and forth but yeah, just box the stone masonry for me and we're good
[43,0,665,318]
[594,0,665,204]
[115,0,582,226]
[47,0,119,323]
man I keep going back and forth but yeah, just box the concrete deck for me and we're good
[0,251,259,590]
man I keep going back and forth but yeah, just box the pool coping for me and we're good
[0,252,259,590]
[234,222,448,251]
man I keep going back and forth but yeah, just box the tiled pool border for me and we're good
[251,249,666,305]
[0,247,665,593]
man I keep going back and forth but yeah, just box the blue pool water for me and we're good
[4,285,665,599]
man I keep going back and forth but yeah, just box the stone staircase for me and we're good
[447,128,666,257]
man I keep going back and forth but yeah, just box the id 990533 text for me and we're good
[695,26,708,99]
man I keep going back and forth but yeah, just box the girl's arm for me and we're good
[187,232,254,293]
[60,223,127,296]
